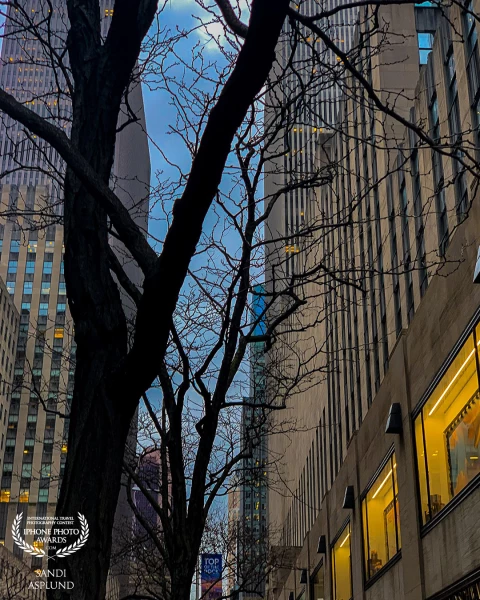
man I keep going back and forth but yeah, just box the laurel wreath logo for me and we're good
[11,512,89,560]
[12,513,45,557]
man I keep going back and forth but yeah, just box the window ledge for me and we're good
[421,472,480,537]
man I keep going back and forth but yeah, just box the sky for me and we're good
[143,0,250,247]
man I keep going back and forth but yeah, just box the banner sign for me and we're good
[201,553,223,600]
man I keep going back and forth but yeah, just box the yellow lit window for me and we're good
[19,490,29,503]
[0,490,10,503]
[362,453,401,580]
[61,443,68,453]
[332,522,351,600]
[33,540,44,549]
[54,327,64,339]
[415,326,480,525]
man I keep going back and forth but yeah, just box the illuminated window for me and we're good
[54,327,64,339]
[332,522,352,600]
[27,241,37,253]
[362,453,401,580]
[33,539,44,549]
[61,443,67,454]
[6,281,15,295]
[19,490,29,503]
[58,282,66,296]
[0,490,10,502]
[415,325,480,525]
[41,280,50,295]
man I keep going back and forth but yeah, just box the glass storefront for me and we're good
[362,453,401,580]
[415,325,480,524]
[332,522,352,600]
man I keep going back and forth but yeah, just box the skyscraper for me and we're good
[266,3,480,599]
[264,0,357,277]
[0,0,150,583]
[235,286,268,599]
[0,0,115,188]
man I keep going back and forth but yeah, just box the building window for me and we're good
[7,261,17,274]
[310,563,325,600]
[409,121,428,297]
[23,281,33,295]
[6,282,15,295]
[444,46,468,219]
[429,93,449,255]
[58,282,66,296]
[418,32,434,64]
[38,488,49,503]
[9,240,20,253]
[38,303,49,316]
[19,490,29,503]
[21,303,30,314]
[25,260,35,274]
[464,0,480,159]
[362,453,401,580]
[54,327,64,339]
[415,324,480,525]
[43,261,52,275]
[332,522,352,600]
[21,463,32,478]
[41,281,50,295]
[0,490,10,502]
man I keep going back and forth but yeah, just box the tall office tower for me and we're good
[126,447,167,598]
[226,482,241,596]
[267,3,480,600]
[236,286,268,599]
[0,0,114,188]
[0,0,150,585]
[264,0,357,277]
[132,448,162,543]
[0,279,19,497]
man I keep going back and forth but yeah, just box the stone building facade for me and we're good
[267,2,480,600]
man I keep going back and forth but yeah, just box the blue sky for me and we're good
[143,0,250,244]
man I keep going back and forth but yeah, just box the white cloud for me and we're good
[168,0,250,51]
